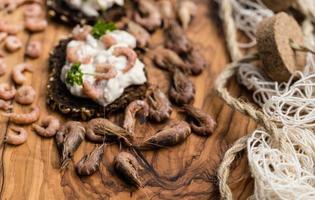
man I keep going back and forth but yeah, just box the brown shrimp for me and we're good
[0,83,16,100]
[94,64,117,80]
[24,3,42,18]
[127,21,150,48]
[100,35,117,48]
[15,85,36,105]
[135,120,191,150]
[185,47,207,75]
[158,0,175,26]
[178,1,197,29]
[181,105,217,137]
[5,127,28,146]
[25,18,47,32]
[12,63,33,85]
[82,81,103,102]
[134,0,162,31]
[66,45,92,64]
[72,25,92,41]
[0,58,7,76]
[169,69,195,105]
[147,86,172,122]
[76,144,104,176]
[123,100,149,135]
[55,121,85,169]
[113,47,137,73]
[2,106,40,125]
[153,47,189,72]
[0,99,12,111]
[114,151,143,188]
[25,40,42,59]
[5,36,22,52]
[165,21,192,54]
[85,118,132,145]
[32,116,61,138]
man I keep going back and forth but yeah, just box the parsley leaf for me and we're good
[91,21,116,39]
[66,63,83,86]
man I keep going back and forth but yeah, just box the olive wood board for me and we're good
[0,0,256,199]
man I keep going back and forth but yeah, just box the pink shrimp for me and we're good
[134,0,162,31]
[26,40,42,58]
[32,116,61,138]
[113,47,137,73]
[94,63,117,80]
[5,36,22,52]
[123,100,149,135]
[0,32,8,43]
[66,45,92,64]
[82,81,103,102]
[72,25,92,41]
[15,85,36,105]
[25,18,47,32]
[3,106,40,125]
[0,20,22,35]
[0,83,16,100]
[100,35,117,48]
[0,99,12,111]
[12,63,33,85]
[5,127,28,146]
[24,3,42,18]
[0,58,7,76]
[127,21,150,48]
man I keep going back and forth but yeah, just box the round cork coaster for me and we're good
[261,0,296,12]
[256,12,305,82]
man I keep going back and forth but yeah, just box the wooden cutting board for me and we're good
[0,0,256,199]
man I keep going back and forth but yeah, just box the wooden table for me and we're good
[0,0,256,199]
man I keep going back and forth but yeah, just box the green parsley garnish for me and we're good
[66,63,83,86]
[91,21,116,39]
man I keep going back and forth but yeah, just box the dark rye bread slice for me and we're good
[46,0,126,25]
[47,38,148,121]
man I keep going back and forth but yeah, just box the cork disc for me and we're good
[256,12,305,82]
[261,0,296,12]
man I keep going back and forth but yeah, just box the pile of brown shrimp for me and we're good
[0,0,217,189]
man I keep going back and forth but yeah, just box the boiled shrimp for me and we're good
[76,144,104,176]
[12,63,33,85]
[72,25,92,41]
[165,21,192,54]
[127,21,150,48]
[26,40,42,58]
[0,58,7,76]
[24,3,42,18]
[178,1,197,29]
[32,116,60,138]
[158,0,175,26]
[85,118,133,145]
[0,99,12,111]
[123,100,149,135]
[181,105,217,137]
[0,32,7,43]
[185,47,206,75]
[114,151,143,188]
[169,69,195,105]
[55,121,85,169]
[82,81,103,102]
[113,47,137,73]
[100,35,117,48]
[134,0,161,31]
[25,18,47,32]
[94,64,117,80]
[147,86,172,122]
[5,127,28,145]
[0,83,16,100]
[135,120,191,150]
[2,106,40,125]
[5,36,22,52]
[66,45,92,64]
[15,85,36,105]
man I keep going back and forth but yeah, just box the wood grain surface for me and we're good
[0,0,256,199]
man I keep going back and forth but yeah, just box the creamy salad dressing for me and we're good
[65,0,124,17]
[61,30,147,106]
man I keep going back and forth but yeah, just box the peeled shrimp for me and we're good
[100,35,117,48]
[15,85,36,105]
[147,87,172,122]
[0,83,16,100]
[0,58,7,76]
[5,36,22,52]
[0,99,12,111]
[12,63,33,85]
[82,81,103,102]
[94,64,117,80]
[66,45,92,64]
[3,106,40,125]
[32,116,60,138]
[113,47,137,73]
[123,100,149,135]
[5,127,28,145]
[178,1,197,29]
[72,25,92,41]
[24,3,42,18]
[26,40,42,58]
[127,21,150,48]
[134,0,161,31]
[25,18,47,32]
